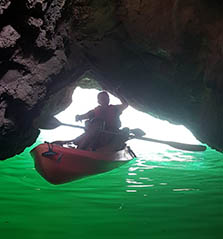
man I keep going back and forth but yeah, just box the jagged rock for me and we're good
[1,0,223,159]
[26,0,47,11]
[28,17,43,28]
[0,0,11,15]
[0,25,20,48]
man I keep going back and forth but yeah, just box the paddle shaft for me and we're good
[61,122,206,152]
[61,122,85,130]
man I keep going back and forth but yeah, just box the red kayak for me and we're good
[30,143,135,184]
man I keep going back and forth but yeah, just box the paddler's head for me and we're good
[97,91,110,106]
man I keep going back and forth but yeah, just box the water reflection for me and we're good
[173,188,199,192]
[126,157,155,192]
[124,143,206,194]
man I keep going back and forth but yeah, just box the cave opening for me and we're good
[39,78,201,161]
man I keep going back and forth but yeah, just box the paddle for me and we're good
[130,135,206,152]
[41,117,145,136]
[40,117,206,152]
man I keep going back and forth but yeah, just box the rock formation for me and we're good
[1,0,223,159]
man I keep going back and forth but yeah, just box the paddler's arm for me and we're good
[75,110,95,122]
[112,88,128,111]
[119,94,128,110]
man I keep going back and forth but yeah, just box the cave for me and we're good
[1,0,223,160]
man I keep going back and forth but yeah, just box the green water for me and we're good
[0,138,222,239]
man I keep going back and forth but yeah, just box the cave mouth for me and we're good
[39,83,201,160]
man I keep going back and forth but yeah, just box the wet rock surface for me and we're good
[1,0,223,159]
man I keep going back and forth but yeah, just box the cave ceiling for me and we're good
[1,0,223,159]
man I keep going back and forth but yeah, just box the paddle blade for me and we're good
[38,117,62,129]
[166,141,207,152]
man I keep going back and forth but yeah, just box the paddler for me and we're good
[74,91,128,150]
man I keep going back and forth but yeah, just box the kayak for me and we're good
[30,143,135,185]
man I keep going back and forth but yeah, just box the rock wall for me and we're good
[0,0,89,159]
[1,0,223,159]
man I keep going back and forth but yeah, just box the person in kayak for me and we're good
[74,91,128,150]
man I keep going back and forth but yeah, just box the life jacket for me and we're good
[93,105,121,131]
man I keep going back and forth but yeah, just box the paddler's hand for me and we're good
[75,114,82,122]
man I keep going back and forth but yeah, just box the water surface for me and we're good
[0,137,222,239]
